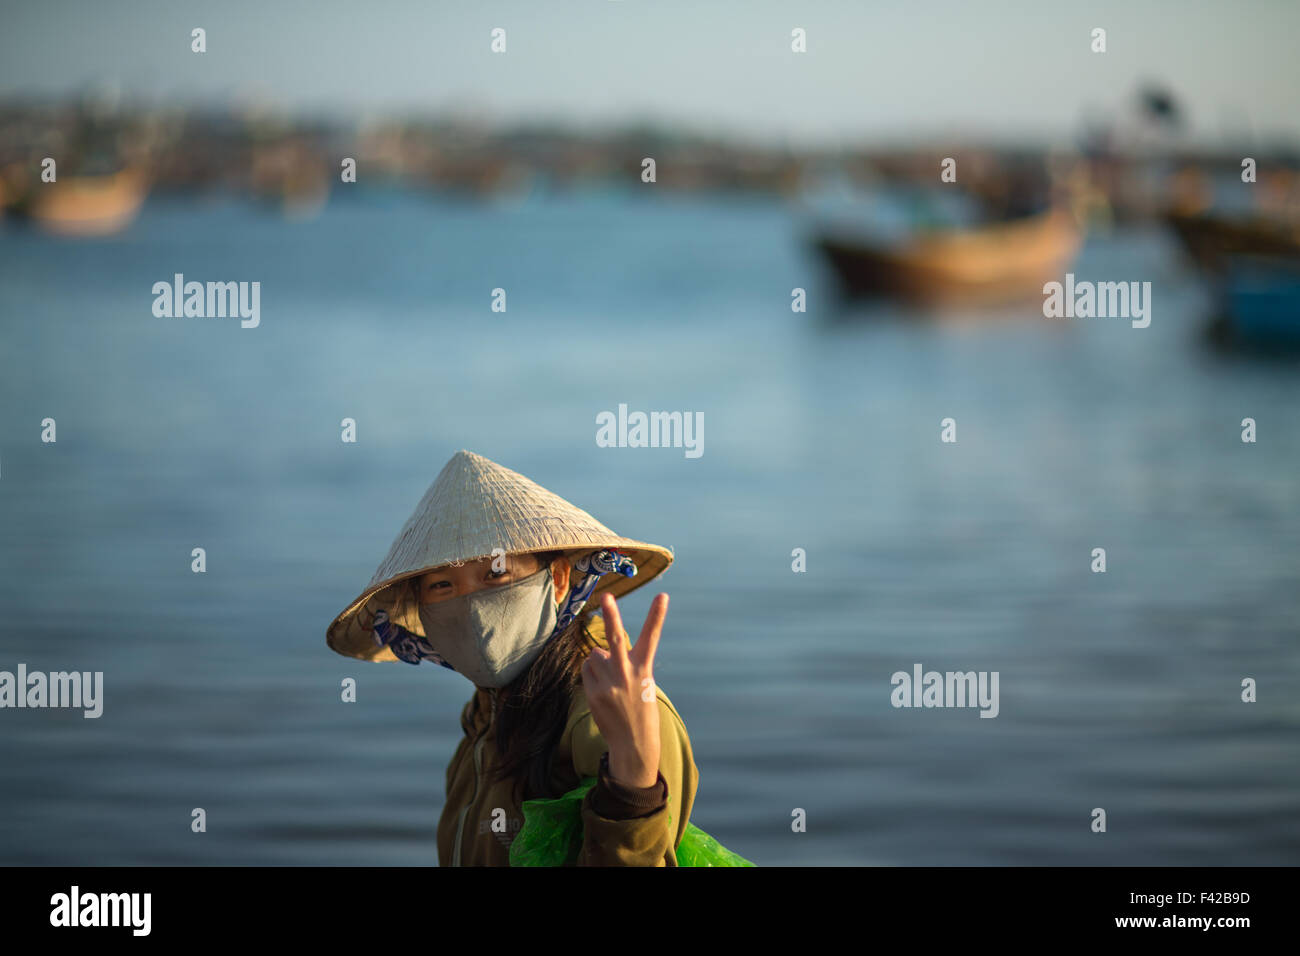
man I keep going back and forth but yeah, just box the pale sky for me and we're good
[2,0,1297,149]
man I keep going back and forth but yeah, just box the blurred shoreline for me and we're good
[3,92,1296,218]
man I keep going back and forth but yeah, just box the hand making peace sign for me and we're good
[581,591,669,790]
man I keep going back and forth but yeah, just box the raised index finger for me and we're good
[600,592,628,661]
[631,593,669,669]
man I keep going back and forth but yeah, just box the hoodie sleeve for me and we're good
[591,752,668,818]
[569,698,693,867]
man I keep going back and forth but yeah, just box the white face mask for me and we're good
[416,566,559,688]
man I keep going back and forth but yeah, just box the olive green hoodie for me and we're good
[436,613,699,866]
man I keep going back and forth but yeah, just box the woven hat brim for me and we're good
[326,540,672,663]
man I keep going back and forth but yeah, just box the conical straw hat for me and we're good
[326,449,674,662]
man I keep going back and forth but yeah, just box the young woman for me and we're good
[325,449,698,866]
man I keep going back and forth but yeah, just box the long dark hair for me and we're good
[458,550,602,806]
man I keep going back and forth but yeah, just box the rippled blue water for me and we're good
[1,189,1297,865]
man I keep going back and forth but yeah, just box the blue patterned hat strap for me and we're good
[552,549,637,637]
[371,609,456,670]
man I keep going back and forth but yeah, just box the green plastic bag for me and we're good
[510,776,756,867]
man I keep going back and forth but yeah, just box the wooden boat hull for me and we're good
[1167,212,1300,274]
[18,169,148,237]
[813,207,1081,305]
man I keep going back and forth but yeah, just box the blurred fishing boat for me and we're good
[273,168,330,220]
[812,205,1082,305]
[9,167,148,236]
[1208,254,1300,351]
[1167,211,1300,274]
[250,139,330,220]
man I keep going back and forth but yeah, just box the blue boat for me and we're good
[1218,255,1300,349]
